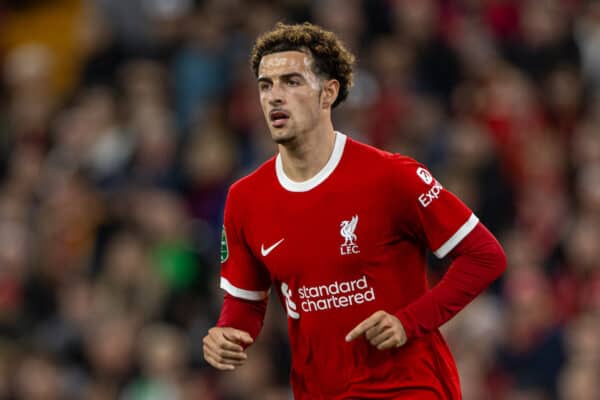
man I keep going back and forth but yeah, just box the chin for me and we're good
[271,129,295,144]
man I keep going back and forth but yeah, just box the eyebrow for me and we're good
[257,72,305,83]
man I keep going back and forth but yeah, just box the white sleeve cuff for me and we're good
[433,213,479,259]
[220,277,269,301]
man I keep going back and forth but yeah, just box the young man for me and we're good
[203,22,506,399]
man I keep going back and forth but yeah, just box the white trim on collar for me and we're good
[275,131,347,192]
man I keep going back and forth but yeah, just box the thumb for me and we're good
[224,328,254,345]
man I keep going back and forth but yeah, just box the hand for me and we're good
[202,327,254,370]
[345,310,407,350]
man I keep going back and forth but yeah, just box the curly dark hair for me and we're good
[251,22,355,108]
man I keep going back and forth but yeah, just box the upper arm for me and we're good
[391,157,478,258]
[220,186,272,300]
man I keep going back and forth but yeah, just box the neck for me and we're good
[278,120,336,182]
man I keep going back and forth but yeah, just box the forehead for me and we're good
[258,51,313,77]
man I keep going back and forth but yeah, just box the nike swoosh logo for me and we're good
[261,238,285,257]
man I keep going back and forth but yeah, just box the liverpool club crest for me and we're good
[340,215,360,255]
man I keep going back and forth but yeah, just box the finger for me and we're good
[346,311,384,342]
[223,329,254,346]
[210,346,248,362]
[365,325,384,341]
[203,336,240,360]
[203,351,236,370]
[215,338,244,353]
[376,335,403,351]
[204,348,245,367]
[369,328,393,347]
[203,345,246,366]
[204,333,243,353]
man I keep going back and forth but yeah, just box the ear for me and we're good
[321,79,340,109]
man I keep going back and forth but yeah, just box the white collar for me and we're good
[275,131,347,192]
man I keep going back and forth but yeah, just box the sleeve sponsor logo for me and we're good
[416,167,433,185]
[418,181,443,208]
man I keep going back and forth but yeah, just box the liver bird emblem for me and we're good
[340,215,359,246]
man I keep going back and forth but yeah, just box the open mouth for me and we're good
[269,110,290,127]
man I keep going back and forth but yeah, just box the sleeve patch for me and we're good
[220,226,229,263]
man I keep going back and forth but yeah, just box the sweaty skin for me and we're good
[260,54,301,69]
[303,56,323,92]
[257,51,336,181]
[258,52,321,92]
[257,51,323,146]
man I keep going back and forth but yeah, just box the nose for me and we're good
[268,83,285,106]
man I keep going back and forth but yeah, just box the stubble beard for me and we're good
[272,128,296,145]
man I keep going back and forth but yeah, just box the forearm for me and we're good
[396,223,507,339]
[216,293,268,340]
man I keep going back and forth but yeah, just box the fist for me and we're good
[202,327,254,370]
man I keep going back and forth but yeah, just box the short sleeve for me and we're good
[220,186,271,300]
[392,157,479,258]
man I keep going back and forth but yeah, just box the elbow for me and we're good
[491,239,508,280]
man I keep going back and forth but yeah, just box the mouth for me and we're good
[269,109,290,128]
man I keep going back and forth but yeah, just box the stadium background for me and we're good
[0,0,599,399]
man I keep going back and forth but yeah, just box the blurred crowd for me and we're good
[0,0,599,399]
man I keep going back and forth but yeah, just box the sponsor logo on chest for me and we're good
[274,214,374,320]
[280,275,377,320]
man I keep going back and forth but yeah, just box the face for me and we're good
[257,51,327,144]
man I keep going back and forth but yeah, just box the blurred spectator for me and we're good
[14,352,65,400]
[0,1,596,399]
[122,323,188,400]
[0,0,85,97]
[493,264,566,398]
[172,4,232,129]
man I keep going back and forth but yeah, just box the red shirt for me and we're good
[220,133,478,399]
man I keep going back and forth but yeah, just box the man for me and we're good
[203,22,506,399]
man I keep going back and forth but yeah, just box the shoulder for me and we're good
[228,156,277,200]
[345,136,423,175]
[345,136,437,203]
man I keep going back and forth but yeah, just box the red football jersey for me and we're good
[220,132,477,399]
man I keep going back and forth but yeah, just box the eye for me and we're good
[259,82,271,91]
[287,79,301,86]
